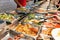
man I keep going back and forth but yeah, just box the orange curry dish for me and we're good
[15,24,38,36]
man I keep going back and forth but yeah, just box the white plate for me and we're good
[51,28,60,40]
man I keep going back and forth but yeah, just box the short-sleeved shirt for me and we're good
[18,0,26,7]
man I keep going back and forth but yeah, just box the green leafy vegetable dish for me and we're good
[0,13,15,22]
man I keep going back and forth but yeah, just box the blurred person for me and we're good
[27,0,34,5]
[40,0,50,9]
[14,0,27,8]
[56,0,60,8]
[14,0,32,8]
[51,0,60,8]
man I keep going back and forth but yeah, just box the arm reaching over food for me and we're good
[14,0,22,7]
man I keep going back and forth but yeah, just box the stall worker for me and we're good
[14,0,26,8]
[51,0,60,8]
[56,0,60,8]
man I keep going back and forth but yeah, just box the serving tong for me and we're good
[36,25,43,40]
[46,0,51,11]
[46,0,57,11]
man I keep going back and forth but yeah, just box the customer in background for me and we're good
[14,0,31,8]
[56,0,60,8]
[51,0,60,8]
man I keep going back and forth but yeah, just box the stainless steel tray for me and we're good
[12,23,39,39]
[0,13,20,22]
[9,15,42,40]
[6,13,56,40]
[1,30,35,40]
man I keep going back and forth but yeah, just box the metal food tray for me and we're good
[18,13,46,26]
[12,23,39,39]
[17,13,55,40]
[7,13,55,40]
[40,26,55,40]
[9,13,44,39]
[34,11,48,14]
[33,8,57,14]
[20,13,49,23]
[16,8,30,14]
[32,8,48,14]
[1,30,35,40]
[0,13,25,24]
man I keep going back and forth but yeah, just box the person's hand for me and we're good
[26,0,30,2]
[57,4,60,6]
[10,11,17,14]
[19,4,22,7]
[58,4,60,6]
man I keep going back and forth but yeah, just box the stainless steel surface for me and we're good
[0,31,8,40]
[1,30,35,40]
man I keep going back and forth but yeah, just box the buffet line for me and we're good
[0,2,60,40]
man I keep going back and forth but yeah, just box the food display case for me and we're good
[0,0,60,40]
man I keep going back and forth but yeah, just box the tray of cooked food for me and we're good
[36,11,60,40]
[1,30,35,40]
[14,23,39,37]
[16,7,30,14]
[8,13,47,39]
[22,13,46,25]
[34,8,48,14]
[40,22,60,40]
[39,13,60,40]
[7,22,40,40]
[0,13,23,23]
[34,7,58,14]
[2,11,60,40]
